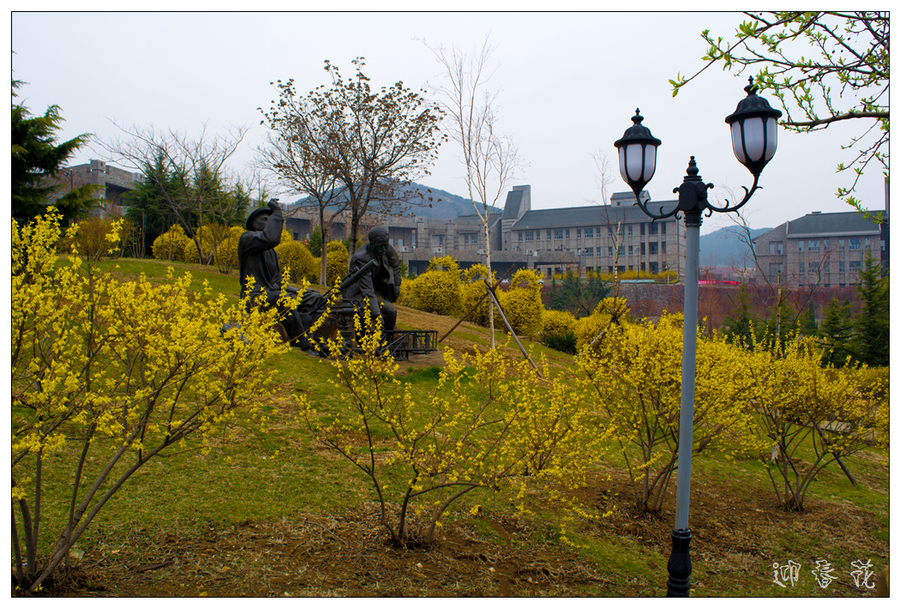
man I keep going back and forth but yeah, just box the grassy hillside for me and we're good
[23,257,889,598]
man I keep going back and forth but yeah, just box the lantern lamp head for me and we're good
[614,109,662,200]
[725,78,782,176]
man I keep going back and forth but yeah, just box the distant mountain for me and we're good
[699,225,772,268]
[289,182,499,220]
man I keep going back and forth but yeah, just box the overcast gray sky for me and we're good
[11,9,888,235]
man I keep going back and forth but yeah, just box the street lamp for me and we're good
[613,77,781,597]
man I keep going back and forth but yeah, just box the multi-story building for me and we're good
[752,210,887,288]
[49,159,145,218]
[283,184,687,280]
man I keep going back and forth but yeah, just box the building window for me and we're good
[799,262,805,273]
[518,232,523,241]
[798,240,804,252]
[650,223,659,235]
[850,261,861,272]
[808,240,820,251]
[547,230,552,240]
[627,225,633,236]
[608,246,613,256]
[577,228,581,238]
[823,239,829,250]
[640,242,646,255]
[584,227,594,238]
[525,231,534,241]
[839,239,845,250]
[865,237,871,250]
[649,242,659,255]
[584,247,594,256]
[555,229,563,240]
[565,228,570,239]
[628,245,633,255]
[661,222,667,235]
[850,238,861,250]
[471,233,478,244]
[640,223,646,236]
[823,261,830,273]
[661,242,667,254]
[839,261,846,273]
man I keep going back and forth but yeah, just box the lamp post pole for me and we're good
[613,78,782,597]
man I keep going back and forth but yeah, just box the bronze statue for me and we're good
[341,226,402,332]
[238,199,324,350]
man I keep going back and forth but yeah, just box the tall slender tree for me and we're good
[425,38,522,348]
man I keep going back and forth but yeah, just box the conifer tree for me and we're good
[11,80,97,224]
[851,254,889,366]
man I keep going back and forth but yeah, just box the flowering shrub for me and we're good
[276,240,318,284]
[151,224,191,261]
[303,313,606,547]
[573,296,630,352]
[407,255,462,316]
[541,309,578,353]
[214,226,244,274]
[11,209,287,592]
[743,335,888,510]
[325,240,349,286]
[577,313,757,512]
[70,216,123,261]
[542,309,577,338]
[459,264,495,326]
[498,269,544,338]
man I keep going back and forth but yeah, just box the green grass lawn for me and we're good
[16,257,889,597]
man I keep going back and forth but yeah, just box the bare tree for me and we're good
[425,38,522,348]
[102,122,250,264]
[261,58,445,258]
[255,115,349,284]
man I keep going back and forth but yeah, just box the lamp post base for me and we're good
[666,528,692,597]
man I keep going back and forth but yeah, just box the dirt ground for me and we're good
[35,307,890,597]
[47,457,888,598]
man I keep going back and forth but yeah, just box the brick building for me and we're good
[282,185,687,280]
[48,159,144,218]
[752,210,888,288]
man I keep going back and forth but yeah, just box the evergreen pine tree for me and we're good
[820,297,853,367]
[12,80,97,224]
[850,253,889,366]
[722,282,758,348]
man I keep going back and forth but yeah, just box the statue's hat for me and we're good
[246,207,273,230]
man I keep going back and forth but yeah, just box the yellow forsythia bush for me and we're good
[498,268,544,338]
[12,208,286,592]
[542,309,577,338]
[397,275,418,307]
[458,264,495,326]
[409,255,462,316]
[574,296,630,351]
[152,224,191,261]
[214,226,243,274]
[275,240,318,284]
[326,240,349,286]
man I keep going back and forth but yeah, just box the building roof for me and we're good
[786,211,882,237]
[512,199,679,230]
[502,188,525,220]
